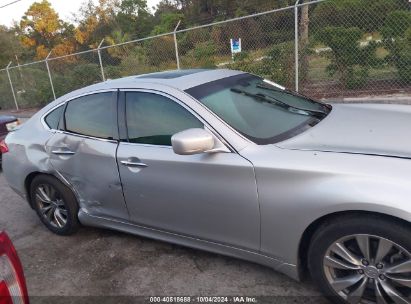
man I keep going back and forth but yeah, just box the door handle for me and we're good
[120,160,148,168]
[51,149,75,155]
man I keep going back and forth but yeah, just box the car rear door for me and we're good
[116,90,260,251]
[46,91,129,221]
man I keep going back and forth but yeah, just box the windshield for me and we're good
[185,74,331,144]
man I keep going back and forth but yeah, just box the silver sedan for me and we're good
[2,69,410,304]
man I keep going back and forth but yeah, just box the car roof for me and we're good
[100,68,246,91]
[45,69,247,110]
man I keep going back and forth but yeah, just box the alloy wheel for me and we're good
[35,183,68,229]
[323,234,411,304]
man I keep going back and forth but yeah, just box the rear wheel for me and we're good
[308,215,411,304]
[30,175,80,235]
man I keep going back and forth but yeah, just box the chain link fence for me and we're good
[0,0,410,111]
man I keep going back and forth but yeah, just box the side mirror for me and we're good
[171,128,215,155]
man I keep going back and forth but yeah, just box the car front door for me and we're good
[116,90,260,251]
[46,91,129,221]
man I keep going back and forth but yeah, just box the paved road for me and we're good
[0,171,328,304]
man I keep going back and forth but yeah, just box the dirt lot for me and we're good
[0,171,329,304]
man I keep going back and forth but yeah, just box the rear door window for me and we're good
[64,92,117,140]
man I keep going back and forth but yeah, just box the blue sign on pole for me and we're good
[230,38,242,58]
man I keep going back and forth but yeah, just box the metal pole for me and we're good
[174,20,182,70]
[45,51,56,100]
[6,62,18,110]
[294,0,300,92]
[97,39,106,81]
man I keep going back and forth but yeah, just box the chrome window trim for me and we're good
[54,129,119,144]
[119,88,234,152]
[120,141,173,149]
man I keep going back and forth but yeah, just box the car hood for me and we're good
[277,103,411,159]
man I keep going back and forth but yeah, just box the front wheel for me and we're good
[308,215,411,304]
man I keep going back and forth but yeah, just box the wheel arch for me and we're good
[24,171,72,208]
[297,210,411,280]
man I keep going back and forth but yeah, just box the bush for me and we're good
[382,11,411,84]
[183,41,217,68]
[228,42,294,88]
[18,67,54,107]
[312,0,407,33]
[316,26,379,89]
[144,36,176,67]
[68,63,102,90]
[0,73,16,110]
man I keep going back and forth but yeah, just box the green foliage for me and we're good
[17,68,53,107]
[69,63,102,90]
[184,41,217,68]
[317,26,379,89]
[144,36,176,66]
[193,42,216,66]
[0,72,15,109]
[312,0,406,33]
[116,0,153,38]
[382,11,411,83]
[151,12,184,35]
[0,27,24,68]
[228,42,294,87]
[381,10,411,38]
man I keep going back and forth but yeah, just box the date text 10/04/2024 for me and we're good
[149,297,257,303]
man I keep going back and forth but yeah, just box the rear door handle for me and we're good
[120,160,148,168]
[51,149,75,155]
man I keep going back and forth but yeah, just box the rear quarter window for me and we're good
[44,106,64,130]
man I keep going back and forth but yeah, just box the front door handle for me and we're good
[51,149,75,155]
[120,160,148,168]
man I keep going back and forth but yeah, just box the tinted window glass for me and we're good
[65,93,116,139]
[186,74,329,144]
[45,106,63,129]
[126,92,203,146]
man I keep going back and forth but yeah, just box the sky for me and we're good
[0,0,161,27]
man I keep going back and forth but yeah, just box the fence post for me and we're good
[6,62,19,110]
[174,20,182,70]
[294,0,300,92]
[97,39,106,81]
[45,52,56,101]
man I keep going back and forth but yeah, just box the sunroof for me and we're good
[136,69,210,79]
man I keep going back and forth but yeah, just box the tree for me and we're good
[0,26,24,68]
[116,0,153,38]
[381,11,411,83]
[151,12,184,34]
[74,0,120,48]
[105,30,132,59]
[19,0,76,59]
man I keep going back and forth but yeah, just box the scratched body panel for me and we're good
[45,132,128,220]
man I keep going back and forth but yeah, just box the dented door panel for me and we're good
[46,132,129,220]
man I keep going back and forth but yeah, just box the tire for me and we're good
[308,214,411,304]
[30,175,80,235]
